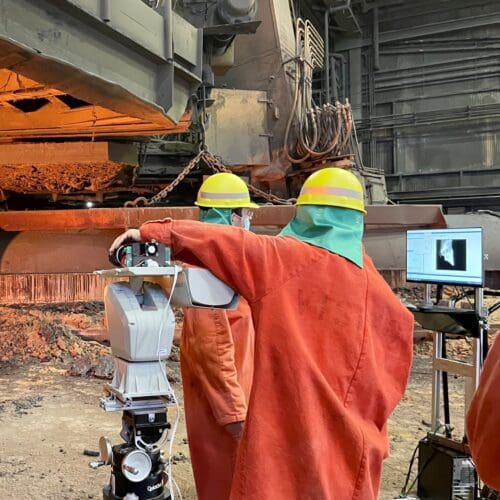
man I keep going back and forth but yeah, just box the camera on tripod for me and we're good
[93,241,240,499]
[110,241,170,268]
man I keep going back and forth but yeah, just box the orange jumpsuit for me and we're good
[181,300,254,500]
[141,219,414,499]
[467,333,500,490]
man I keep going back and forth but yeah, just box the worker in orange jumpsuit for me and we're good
[180,173,257,499]
[467,333,500,491]
[110,167,415,499]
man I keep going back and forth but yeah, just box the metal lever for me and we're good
[89,460,105,469]
[123,464,139,475]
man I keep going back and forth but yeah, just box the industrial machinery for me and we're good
[0,0,388,209]
[0,0,498,212]
[91,241,239,499]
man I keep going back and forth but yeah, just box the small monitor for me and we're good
[406,228,483,286]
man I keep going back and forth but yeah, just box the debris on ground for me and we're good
[0,303,106,364]
[172,452,189,464]
[11,395,43,417]
[0,302,184,383]
[0,292,497,499]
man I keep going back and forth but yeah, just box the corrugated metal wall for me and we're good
[334,0,500,212]
[0,274,116,304]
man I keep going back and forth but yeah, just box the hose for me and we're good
[283,19,355,165]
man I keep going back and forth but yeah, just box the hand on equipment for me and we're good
[109,229,141,256]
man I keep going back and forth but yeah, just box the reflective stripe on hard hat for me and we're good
[300,186,364,200]
[199,191,250,200]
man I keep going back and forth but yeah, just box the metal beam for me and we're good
[0,0,202,126]
[0,205,446,274]
[336,12,500,50]
[0,205,446,232]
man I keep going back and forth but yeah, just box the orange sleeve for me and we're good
[140,219,306,302]
[466,333,500,490]
[182,307,247,426]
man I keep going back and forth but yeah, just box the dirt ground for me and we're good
[0,302,497,499]
[0,349,468,500]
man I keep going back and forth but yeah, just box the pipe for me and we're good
[100,0,110,22]
[324,1,355,103]
[373,53,499,77]
[325,9,331,103]
[374,69,500,93]
[332,53,347,100]
[372,7,379,71]
[330,56,339,102]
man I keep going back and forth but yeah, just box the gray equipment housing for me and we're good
[105,282,175,362]
[97,265,239,402]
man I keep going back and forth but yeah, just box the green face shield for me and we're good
[199,207,233,225]
[279,205,364,268]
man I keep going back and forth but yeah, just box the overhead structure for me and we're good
[0,0,202,140]
[331,0,500,212]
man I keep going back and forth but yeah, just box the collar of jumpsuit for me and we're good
[199,207,233,225]
[279,205,364,268]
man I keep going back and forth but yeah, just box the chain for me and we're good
[201,153,295,205]
[124,149,205,208]
[124,150,295,207]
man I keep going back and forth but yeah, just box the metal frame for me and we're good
[0,0,202,126]
[0,204,447,232]
[428,284,487,435]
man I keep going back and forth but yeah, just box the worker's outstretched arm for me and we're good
[137,219,302,302]
[466,333,500,490]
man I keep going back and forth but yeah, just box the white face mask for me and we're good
[231,209,253,231]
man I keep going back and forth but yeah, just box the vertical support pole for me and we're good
[164,0,173,62]
[100,0,110,22]
[330,56,339,103]
[372,7,380,71]
[157,0,174,112]
[324,9,331,104]
[475,286,487,363]
[424,283,432,306]
[431,331,443,432]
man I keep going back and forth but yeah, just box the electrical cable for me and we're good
[399,424,445,497]
[155,267,182,500]
[282,18,360,165]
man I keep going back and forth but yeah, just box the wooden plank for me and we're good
[433,358,474,378]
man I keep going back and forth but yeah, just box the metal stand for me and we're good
[429,284,487,437]
[91,251,240,500]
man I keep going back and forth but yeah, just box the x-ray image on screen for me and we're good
[436,239,466,271]
[406,228,483,286]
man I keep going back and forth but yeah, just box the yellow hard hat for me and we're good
[297,167,366,213]
[196,172,259,208]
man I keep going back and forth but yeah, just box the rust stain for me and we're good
[0,205,446,232]
[0,270,413,305]
[0,274,117,304]
[0,162,135,194]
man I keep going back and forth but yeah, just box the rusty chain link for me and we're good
[201,152,296,205]
[124,150,295,207]
[124,149,205,208]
